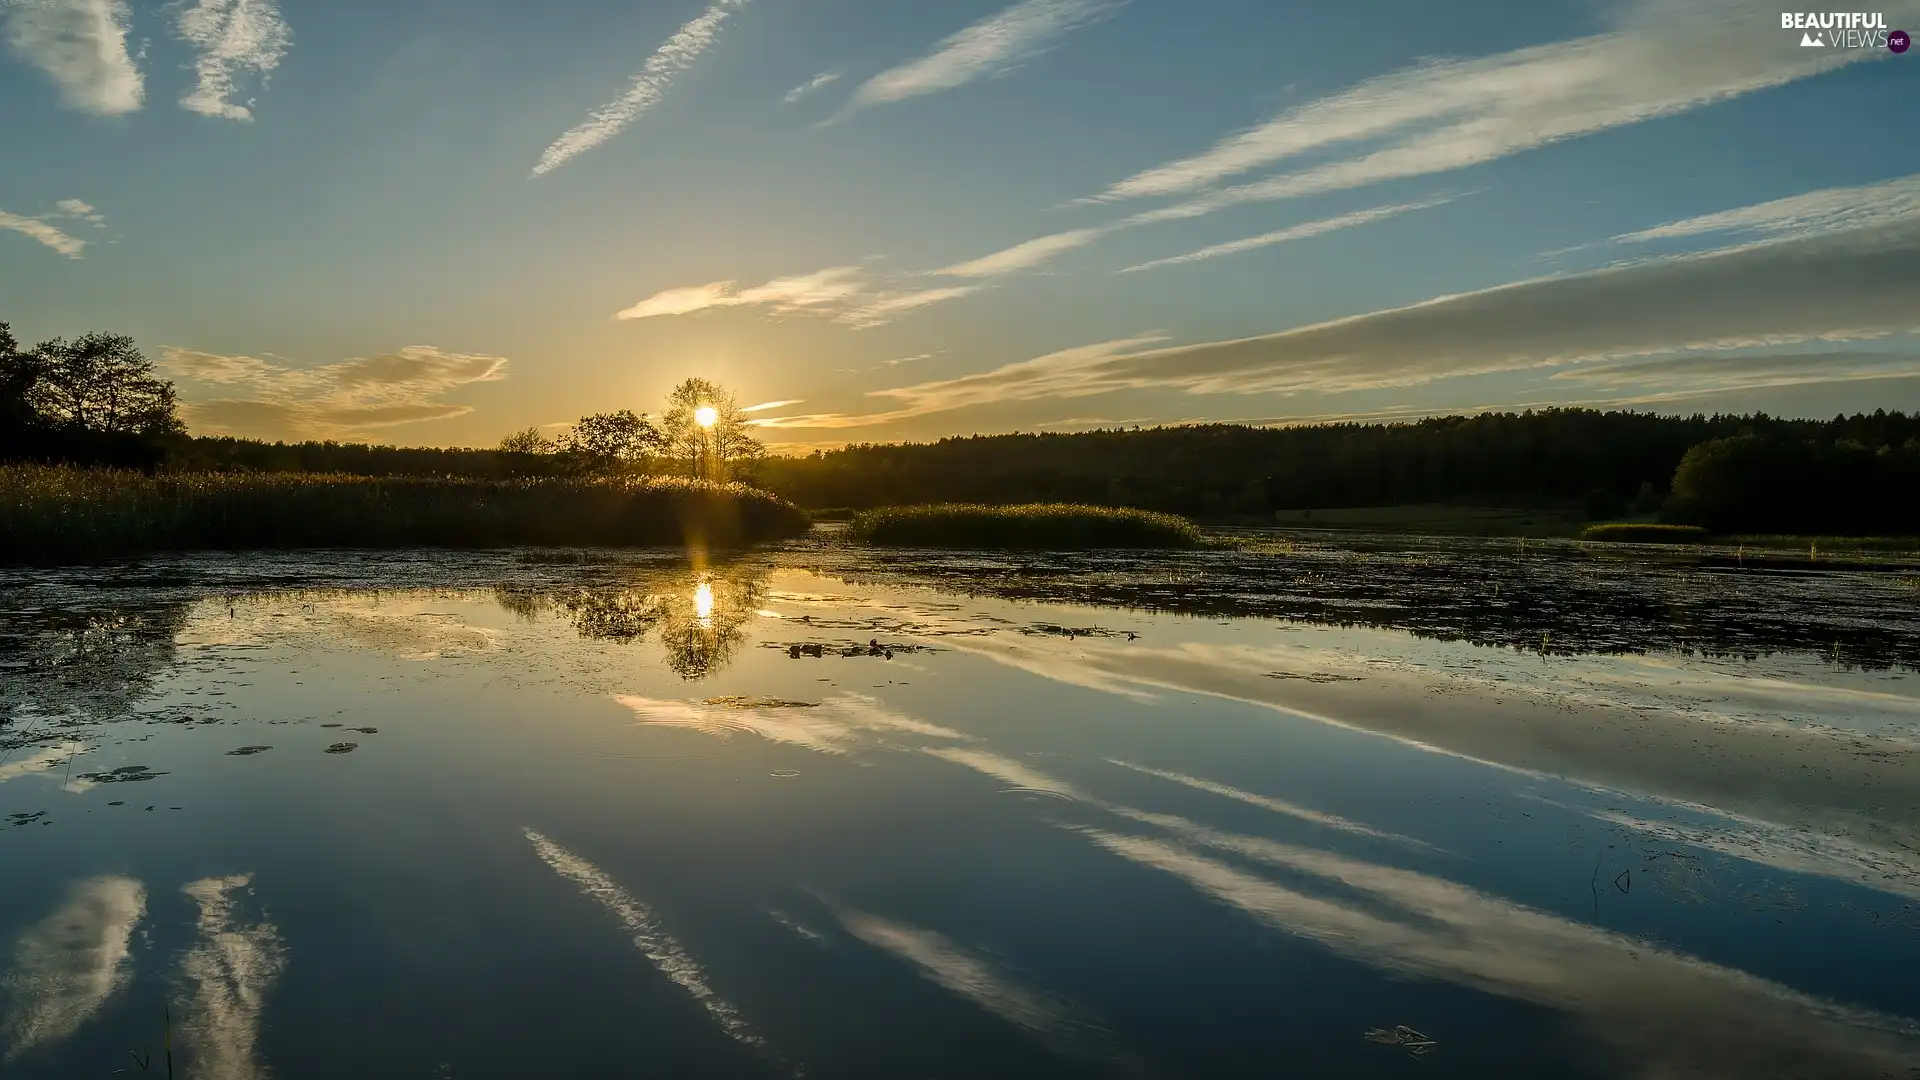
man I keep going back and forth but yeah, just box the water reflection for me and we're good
[823,903,1133,1071]
[523,829,778,1062]
[496,561,768,679]
[1,876,146,1062]
[0,602,191,724]
[1081,822,1920,1079]
[176,874,284,1080]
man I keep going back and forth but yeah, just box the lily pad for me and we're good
[325,742,358,754]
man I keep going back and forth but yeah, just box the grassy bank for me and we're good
[850,502,1202,550]
[0,467,810,563]
[1578,523,1710,543]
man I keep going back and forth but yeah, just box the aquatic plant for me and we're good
[849,502,1201,550]
[1578,523,1710,544]
[0,466,810,564]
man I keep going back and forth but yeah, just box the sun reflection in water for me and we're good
[693,581,715,627]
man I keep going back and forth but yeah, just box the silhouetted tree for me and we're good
[563,410,660,472]
[660,378,764,481]
[27,332,182,437]
[497,426,555,455]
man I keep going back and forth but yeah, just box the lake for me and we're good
[3,534,1919,1078]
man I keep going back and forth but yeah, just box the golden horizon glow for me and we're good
[694,406,718,429]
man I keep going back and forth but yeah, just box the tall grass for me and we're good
[849,502,1201,550]
[0,466,810,564]
[1579,523,1710,543]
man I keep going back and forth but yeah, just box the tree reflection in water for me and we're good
[494,561,768,679]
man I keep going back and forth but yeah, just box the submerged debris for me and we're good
[1263,671,1364,683]
[350,727,379,734]
[1365,1025,1438,1057]
[1021,623,1139,641]
[703,697,819,709]
[73,765,167,783]
[776,638,928,660]
[225,746,273,756]
[324,742,358,754]
[8,810,48,826]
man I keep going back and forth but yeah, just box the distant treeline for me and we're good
[758,409,1920,530]
[9,316,1920,537]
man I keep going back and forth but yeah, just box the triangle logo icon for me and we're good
[1800,30,1824,45]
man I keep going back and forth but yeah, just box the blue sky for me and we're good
[1,0,1915,449]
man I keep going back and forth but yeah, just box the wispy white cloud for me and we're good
[1552,349,1920,396]
[1093,0,1911,208]
[1121,195,1462,273]
[782,68,840,103]
[160,344,510,439]
[532,0,751,178]
[1,877,145,1061]
[615,265,978,328]
[932,1,1913,279]
[0,209,88,257]
[839,0,1121,118]
[750,334,1169,429]
[932,227,1107,278]
[740,399,802,413]
[174,0,292,121]
[1616,174,1920,245]
[778,217,1920,428]
[1,0,143,115]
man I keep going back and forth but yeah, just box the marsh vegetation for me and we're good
[849,502,1202,550]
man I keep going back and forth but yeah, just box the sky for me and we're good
[1,0,1915,450]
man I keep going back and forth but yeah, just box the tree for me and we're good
[562,410,660,473]
[0,322,39,442]
[659,378,764,481]
[498,426,555,455]
[27,332,183,437]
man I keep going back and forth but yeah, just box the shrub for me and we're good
[1579,523,1710,544]
[849,502,1201,550]
[0,467,810,564]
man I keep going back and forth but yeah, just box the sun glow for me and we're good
[694,406,718,428]
[693,581,715,626]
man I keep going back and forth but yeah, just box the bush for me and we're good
[0,468,810,564]
[849,502,1201,550]
[1664,435,1920,535]
[1580,523,1710,543]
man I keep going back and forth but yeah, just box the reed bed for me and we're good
[0,466,810,564]
[849,502,1202,550]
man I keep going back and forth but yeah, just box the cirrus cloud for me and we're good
[837,0,1122,119]
[532,0,751,177]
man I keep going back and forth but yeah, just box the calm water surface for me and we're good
[3,537,1919,1078]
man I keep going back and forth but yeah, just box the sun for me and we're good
[694,406,718,429]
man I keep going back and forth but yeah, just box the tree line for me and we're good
[8,319,1919,536]
[759,408,1920,534]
